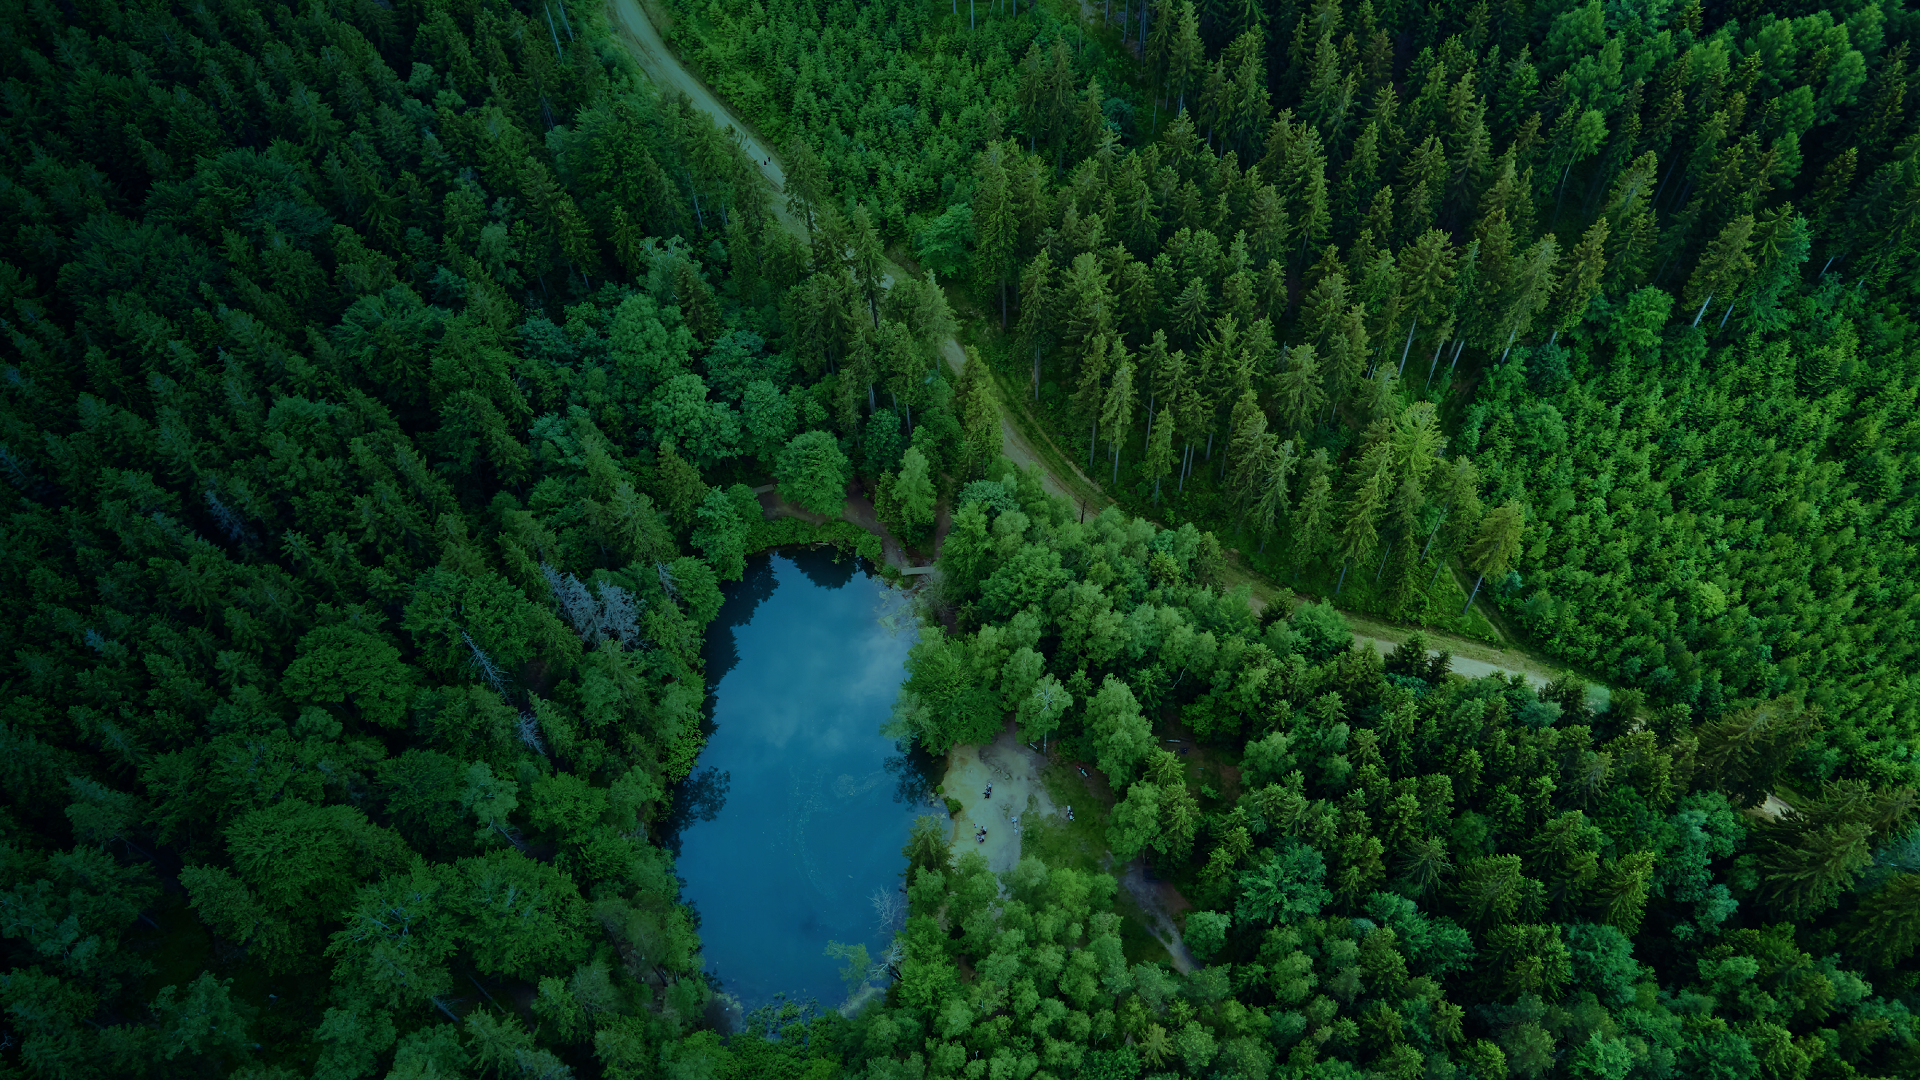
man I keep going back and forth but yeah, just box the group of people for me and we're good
[959,776,1071,839]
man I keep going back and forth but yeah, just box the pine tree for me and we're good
[1497,235,1560,361]
[956,347,1000,481]
[1251,439,1297,553]
[1398,134,1449,241]
[1016,250,1058,399]
[1462,500,1523,612]
[1273,342,1328,431]
[1168,1,1204,114]
[848,204,888,329]
[1602,151,1660,294]
[1396,228,1458,375]
[784,137,830,237]
[1226,389,1272,517]
[974,144,1019,328]
[1334,458,1389,593]
[1145,404,1177,502]
[1850,873,1920,967]
[1283,125,1334,261]
[1101,359,1138,484]
[1075,335,1116,466]
[1289,449,1334,574]
[1304,32,1356,145]
[1549,219,1609,336]
[1062,251,1117,363]
[1339,121,1384,225]
[1683,214,1756,326]
[1245,183,1290,265]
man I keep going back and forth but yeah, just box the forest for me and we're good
[0,0,1914,1078]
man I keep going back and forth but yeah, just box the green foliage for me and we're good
[0,0,762,1070]
[281,624,417,729]
[692,485,755,581]
[1235,841,1331,925]
[1183,910,1231,961]
[775,430,853,516]
[10,0,1920,1075]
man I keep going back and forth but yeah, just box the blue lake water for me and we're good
[671,549,929,1013]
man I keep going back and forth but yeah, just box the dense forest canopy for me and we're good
[660,0,1920,789]
[0,0,1915,1078]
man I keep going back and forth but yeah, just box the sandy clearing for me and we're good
[942,722,1059,876]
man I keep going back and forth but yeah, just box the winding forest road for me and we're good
[598,0,1600,702]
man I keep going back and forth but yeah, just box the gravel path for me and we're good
[602,0,1608,720]
[603,0,788,195]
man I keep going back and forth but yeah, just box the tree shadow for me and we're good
[657,765,731,856]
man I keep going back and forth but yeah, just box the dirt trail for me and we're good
[600,0,1601,701]
[1118,861,1198,974]
[604,0,784,185]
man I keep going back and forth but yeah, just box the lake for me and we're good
[669,548,932,1015]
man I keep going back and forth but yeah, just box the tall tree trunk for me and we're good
[1425,338,1446,390]
[1336,560,1349,595]
[1374,539,1392,582]
[1397,319,1417,375]
[1421,505,1449,561]
[1463,573,1484,613]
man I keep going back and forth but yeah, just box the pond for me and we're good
[668,549,932,1015]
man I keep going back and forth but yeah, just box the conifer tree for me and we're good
[1145,405,1177,503]
[1273,342,1329,431]
[1462,501,1523,612]
[1684,214,1756,326]
[1168,2,1205,114]
[1334,459,1389,593]
[1102,359,1139,484]
[1226,389,1272,517]
[1549,219,1609,337]
[1397,228,1459,374]
[1497,235,1560,361]
[1601,152,1660,294]
[1252,440,1298,553]
[974,144,1019,328]
[1290,450,1335,574]
[1016,250,1058,399]
[1075,335,1116,466]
